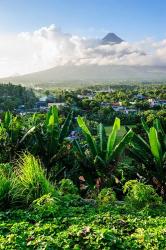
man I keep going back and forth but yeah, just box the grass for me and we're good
[10,154,55,206]
[105,125,135,141]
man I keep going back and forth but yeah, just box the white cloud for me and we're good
[0,24,166,77]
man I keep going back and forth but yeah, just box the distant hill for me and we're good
[1,65,166,87]
[1,32,166,88]
[102,33,124,44]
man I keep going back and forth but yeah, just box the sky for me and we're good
[0,0,166,77]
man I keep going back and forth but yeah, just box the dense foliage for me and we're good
[0,183,166,249]
[0,83,37,111]
[0,83,166,249]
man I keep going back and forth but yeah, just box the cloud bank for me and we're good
[0,24,166,77]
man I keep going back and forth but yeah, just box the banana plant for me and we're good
[0,111,35,162]
[74,116,134,185]
[29,106,73,173]
[128,118,166,196]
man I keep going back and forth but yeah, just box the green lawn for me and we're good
[105,125,134,139]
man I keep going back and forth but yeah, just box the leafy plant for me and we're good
[28,106,73,174]
[0,111,35,162]
[0,163,12,207]
[59,179,78,195]
[123,180,162,209]
[98,188,116,206]
[128,118,166,196]
[74,117,134,186]
[31,193,60,218]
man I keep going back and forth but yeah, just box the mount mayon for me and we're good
[101,33,124,44]
[1,33,166,87]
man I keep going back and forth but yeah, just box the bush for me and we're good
[59,179,78,195]
[10,153,55,206]
[98,188,116,206]
[31,193,60,218]
[0,164,12,208]
[123,180,162,209]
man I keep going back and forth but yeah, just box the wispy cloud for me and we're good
[0,24,166,77]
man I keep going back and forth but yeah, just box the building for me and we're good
[39,95,56,103]
[48,102,67,109]
[134,94,146,100]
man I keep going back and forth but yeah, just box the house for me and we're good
[112,106,126,112]
[39,95,56,103]
[100,102,111,107]
[35,101,47,109]
[48,102,67,109]
[148,99,166,107]
[159,100,166,106]
[77,94,93,100]
[95,87,114,93]
[148,99,160,107]
[125,108,137,114]
[134,94,146,100]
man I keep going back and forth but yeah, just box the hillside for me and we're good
[1,65,166,87]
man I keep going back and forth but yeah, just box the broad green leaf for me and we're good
[59,111,73,143]
[130,133,151,161]
[77,116,92,136]
[19,126,36,144]
[77,116,97,157]
[148,127,162,164]
[46,106,58,127]
[73,140,86,159]
[95,155,106,168]
[111,129,134,161]
[51,105,59,125]
[107,117,120,158]
[141,117,149,134]
[4,111,12,128]
[48,114,55,127]
[98,123,107,154]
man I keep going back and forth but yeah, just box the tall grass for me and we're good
[11,153,55,206]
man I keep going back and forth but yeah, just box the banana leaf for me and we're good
[97,123,107,156]
[111,129,134,161]
[106,117,120,159]
[148,127,162,166]
[77,116,97,157]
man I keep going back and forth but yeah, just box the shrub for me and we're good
[59,179,78,195]
[98,188,116,206]
[31,193,60,218]
[0,164,12,208]
[123,180,162,209]
[11,153,55,206]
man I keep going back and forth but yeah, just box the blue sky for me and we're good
[0,0,165,41]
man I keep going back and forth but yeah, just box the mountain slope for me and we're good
[1,65,166,87]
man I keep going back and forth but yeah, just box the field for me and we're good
[105,125,128,135]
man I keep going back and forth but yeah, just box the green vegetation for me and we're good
[74,117,133,186]
[0,83,36,111]
[0,184,166,249]
[0,83,166,249]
